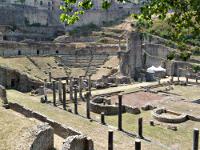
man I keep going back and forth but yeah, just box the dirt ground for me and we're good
[111,91,164,107]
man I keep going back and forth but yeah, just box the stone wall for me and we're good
[0,4,49,26]
[62,135,94,150]
[118,31,198,79]
[0,41,119,57]
[90,96,140,115]
[30,124,54,150]
[66,7,140,30]
[152,108,188,123]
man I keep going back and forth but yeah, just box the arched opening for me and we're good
[56,50,59,54]
[40,1,43,5]
[18,50,21,56]
[37,50,40,55]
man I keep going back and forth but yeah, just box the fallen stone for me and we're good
[167,125,177,131]
[141,103,156,111]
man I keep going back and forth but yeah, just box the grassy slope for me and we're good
[0,107,38,150]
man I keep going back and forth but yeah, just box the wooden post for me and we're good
[135,139,141,150]
[138,118,143,138]
[118,94,122,131]
[62,83,66,110]
[52,81,56,106]
[193,128,199,150]
[108,130,113,150]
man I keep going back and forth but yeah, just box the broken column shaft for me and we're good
[52,81,56,106]
[118,94,123,131]
[62,83,66,110]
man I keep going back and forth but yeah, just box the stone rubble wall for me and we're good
[29,124,54,150]
[9,102,94,150]
[90,96,141,115]
[62,135,94,150]
[152,108,200,123]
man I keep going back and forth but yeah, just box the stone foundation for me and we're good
[151,108,200,123]
[90,96,141,115]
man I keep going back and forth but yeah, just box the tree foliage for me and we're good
[60,0,130,25]
[167,51,175,61]
[134,0,200,41]
[60,0,200,48]
[179,51,191,61]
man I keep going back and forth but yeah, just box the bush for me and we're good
[167,51,176,60]
[192,65,200,73]
[69,23,101,36]
[179,51,192,61]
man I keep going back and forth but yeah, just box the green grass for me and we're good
[6,86,200,150]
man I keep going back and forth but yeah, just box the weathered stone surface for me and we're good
[167,125,177,131]
[62,135,94,150]
[30,123,54,150]
[124,105,141,114]
[0,84,8,105]
[141,103,156,111]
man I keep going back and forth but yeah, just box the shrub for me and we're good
[179,51,192,61]
[192,65,200,73]
[167,51,176,60]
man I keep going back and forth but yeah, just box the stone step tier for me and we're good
[60,54,109,76]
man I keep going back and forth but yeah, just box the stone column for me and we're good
[118,94,123,131]
[101,112,105,125]
[193,128,199,150]
[74,85,78,114]
[58,79,62,102]
[79,76,84,101]
[85,92,91,119]
[0,85,9,108]
[88,75,92,95]
[108,130,113,150]
[170,76,174,83]
[66,77,69,85]
[135,139,141,150]
[62,83,66,110]
[44,79,48,102]
[70,77,73,101]
[186,76,189,84]
[52,81,56,106]
[48,72,52,82]
[138,117,143,138]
